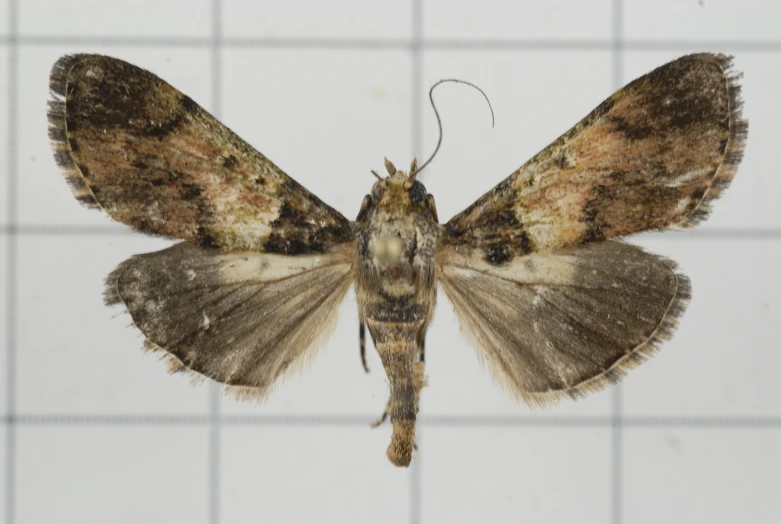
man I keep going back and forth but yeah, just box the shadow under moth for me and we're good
[48,53,747,467]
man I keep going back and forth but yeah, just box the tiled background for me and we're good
[1,1,780,523]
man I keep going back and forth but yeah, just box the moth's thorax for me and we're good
[354,171,439,302]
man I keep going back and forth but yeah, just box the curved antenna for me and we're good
[414,79,495,178]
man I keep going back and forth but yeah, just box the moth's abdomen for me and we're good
[368,320,420,467]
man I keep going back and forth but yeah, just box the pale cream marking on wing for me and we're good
[218,252,347,284]
[675,196,692,215]
[441,248,577,286]
[666,166,713,188]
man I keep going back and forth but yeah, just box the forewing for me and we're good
[49,54,352,253]
[105,242,353,400]
[436,241,690,405]
[444,53,747,262]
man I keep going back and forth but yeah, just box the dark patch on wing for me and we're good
[484,244,513,265]
[223,154,238,169]
[264,201,353,255]
[445,199,533,263]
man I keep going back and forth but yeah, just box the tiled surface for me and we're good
[1,1,779,524]
[0,431,5,520]
[16,426,209,524]
[0,0,9,37]
[221,426,410,523]
[18,0,212,38]
[624,429,781,524]
[223,0,412,40]
[0,46,8,225]
[0,238,6,415]
[421,427,612,523]
[424,0,613,41]
[17,46,212,227]
[624,0,781,42]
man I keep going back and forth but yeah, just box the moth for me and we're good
[49,53,747,467]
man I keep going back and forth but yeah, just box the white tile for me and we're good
[424,0,612,40]
[221,48,412,223]
[19,0,211,38]
[223,0,411,40]
[622,51,779,230]
[625,0,781,42]
[0,46,8,225]
[0,238,7,414]
[221,426,409,523]
[0,431,4,520]
[624,428,781,524]
[17,426,209,524]
[16,234,209,414]
[421,427,611,524]
[219,289,394,417]
[622,236,781,417]
[17,46,212,226]
[420,51,613,226]
[0,0,8,36]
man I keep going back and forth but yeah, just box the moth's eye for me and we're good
[409,181,427,203]
[371,184,385,202]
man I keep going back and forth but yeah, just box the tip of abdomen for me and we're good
[387,418,415,467]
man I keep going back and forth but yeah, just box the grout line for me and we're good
[3,35,781,52]
[4,2,18,523]
[5,414,781,428]
[410,1,423,523]
[611,2,624,524]
[208,2,222,524]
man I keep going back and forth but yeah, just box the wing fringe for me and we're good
[48,54,101,209]
[682,53,748,228]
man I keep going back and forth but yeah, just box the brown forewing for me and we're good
[48,54,352,253]
[443,53,747,263]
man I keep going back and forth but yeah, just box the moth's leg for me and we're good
[360,321,370,373]
[370,402,389,428]
[413,333,428,406]
[408,335,428,451]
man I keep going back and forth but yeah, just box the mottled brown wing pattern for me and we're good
[48,54,352,253]
[105,242,353,400]
[436,242,689,405]
[444,53,747,264]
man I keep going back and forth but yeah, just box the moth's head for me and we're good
[365,157,436,214]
